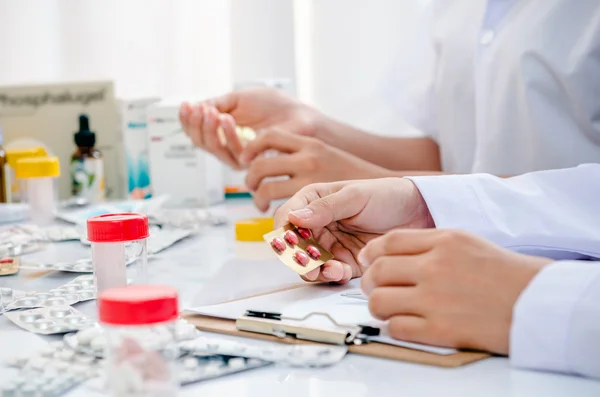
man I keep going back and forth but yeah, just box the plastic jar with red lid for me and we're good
[99,285,180,396]
[87,213,149,295]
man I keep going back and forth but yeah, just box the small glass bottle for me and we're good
[15,156,60,225]
[86,213,149,295]
[99,285,180,397]
[71,114,105,203]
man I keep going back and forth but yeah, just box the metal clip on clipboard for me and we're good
[236,310,380,346]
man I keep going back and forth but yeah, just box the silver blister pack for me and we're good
[150,209,227,230]
[178,355,270,385]
[2,275,97,311]
[63,319,200,358]
[4,340,101,396]
[0,241,44,258]
[19,258,95,273]
[4,306,95,335]
[180,337,348,367]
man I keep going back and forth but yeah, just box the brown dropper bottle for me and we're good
[71,114,103,197]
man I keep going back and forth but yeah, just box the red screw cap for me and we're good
[87,213,149,243]
[99,285,179,326]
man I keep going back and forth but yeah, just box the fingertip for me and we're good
[303,268,320,281]
[320,261,344,282]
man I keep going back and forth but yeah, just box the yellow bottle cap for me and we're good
[6,147,47,169]
[15,156,61,179]
[235,217,274,242]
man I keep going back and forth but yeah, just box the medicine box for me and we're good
[118,98,160,200]
[147,101,224,208]
[0,81,120,199]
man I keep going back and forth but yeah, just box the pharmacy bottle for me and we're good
[5,146,47,203]
[0,128,6,203]
[99,285,180,397]
[15,157,60,225]
[71,114,105,203]
[86,213,149,295]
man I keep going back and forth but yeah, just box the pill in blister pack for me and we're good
[178,354,270,385]
[149,209,227,230]
[0,241,44,258]
[20,256,137,274]
[263,223,333,275]
[0,257,20,276]
[64,319,200,358]
[3,276,96,311]
[180,337,348,367]
[4,306,95,335]
[5,340,101,396]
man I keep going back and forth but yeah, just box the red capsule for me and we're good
[284,230,299,246]
[306,245,321,260]
[270,237,286,254]
[0,258,13,264]
[297,228,311,240]
[294,251,310,266]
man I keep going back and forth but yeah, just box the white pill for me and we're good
[203,364,221,376]
[58,349,76,361]
[28,356,49,370]
[182,357,198,370]
[76,327,101,345]
[91,335,107,351]
[227,358,246,370]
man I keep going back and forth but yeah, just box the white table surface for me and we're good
[1,199,599,397]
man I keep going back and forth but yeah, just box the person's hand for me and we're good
[359,229,553,354]
[273,178,434,283]
[179,87,320,169]
[241,129,393,212]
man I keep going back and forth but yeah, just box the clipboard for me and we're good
[184,295,491,368]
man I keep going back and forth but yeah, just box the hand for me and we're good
[273,178,434,283]
[241,129,393,212]
[179,87,320,169]
[359,229,553,354]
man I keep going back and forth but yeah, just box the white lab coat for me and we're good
[407,163,600,379]
[390,0,600,175]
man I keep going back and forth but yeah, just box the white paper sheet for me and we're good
[187,279,457,356]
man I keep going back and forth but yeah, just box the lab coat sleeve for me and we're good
[511,260,600,379]
[406,163,600,259]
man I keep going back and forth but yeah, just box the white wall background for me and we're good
[0,0,426,134]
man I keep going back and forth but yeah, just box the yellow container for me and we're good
[5,147,47,202]
[235,217,274,242]
[16,157,61,179]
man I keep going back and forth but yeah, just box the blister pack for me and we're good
[149,209,227,230]
[178,354,270,385]
[180,337,348,367]
[0,257,20,276]
[263,224,333,275]
[0,224,80,245]
[0,241,44,257]
[2,275,97,311]
[4,340,102,396]
[4,306,95,335]
[63,319,200,358]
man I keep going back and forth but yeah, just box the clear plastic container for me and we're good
[15,156,60,225]
[99,285,180,397]
[87,214,149,295]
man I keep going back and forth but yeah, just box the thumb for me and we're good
[288,186,366,229]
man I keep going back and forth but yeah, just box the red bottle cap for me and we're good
[87,213,149,243]
[99,285,179,326]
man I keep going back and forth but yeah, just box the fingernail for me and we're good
[358,250,369,268]
[180,106,189,117]
[290,208,313,220]
[322,265,342,280]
